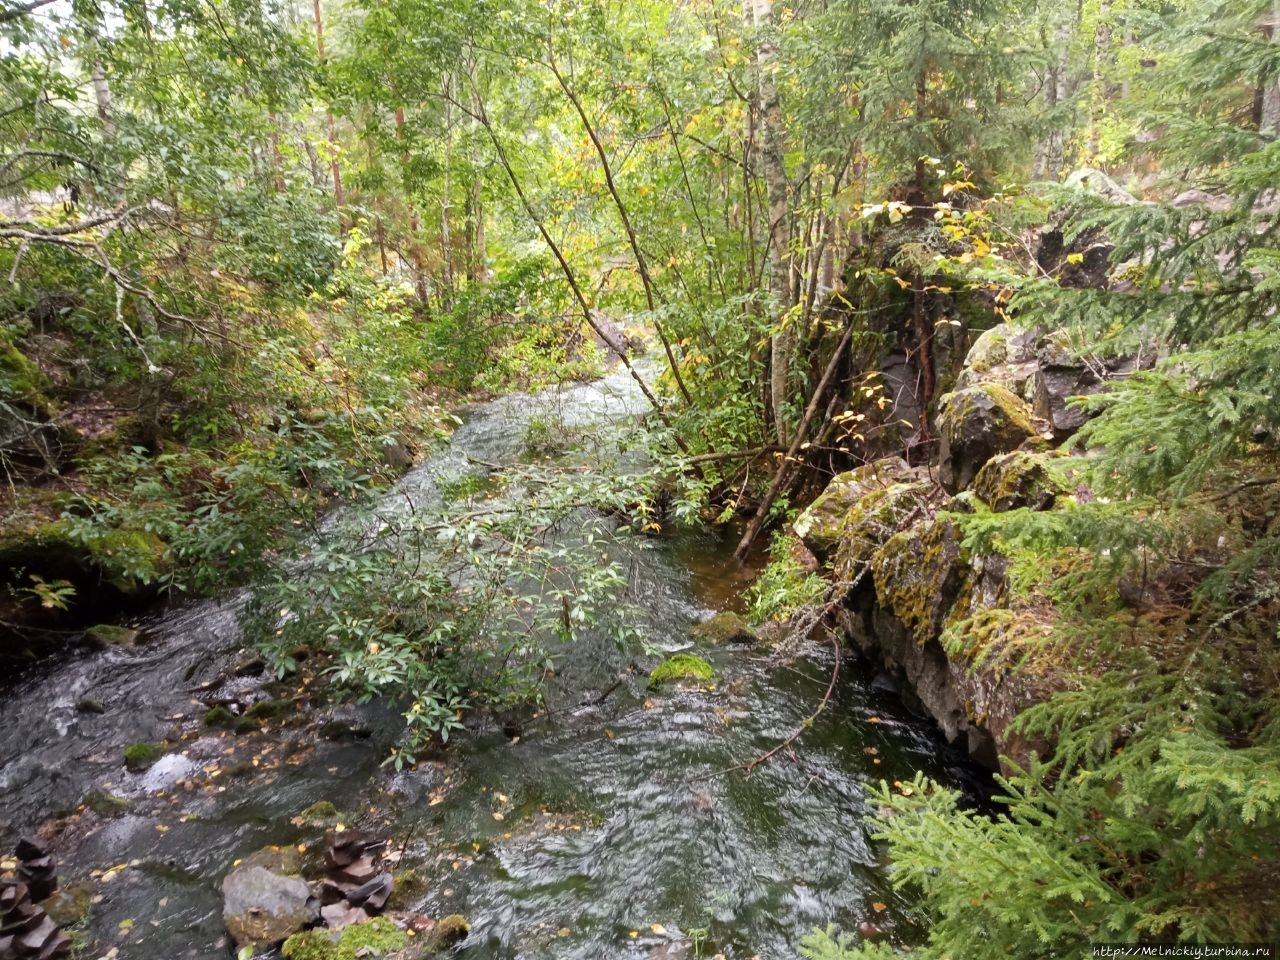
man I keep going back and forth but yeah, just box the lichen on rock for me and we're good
[972,450,1070,513]
[936,383,1040,492]
[792,456,931,562]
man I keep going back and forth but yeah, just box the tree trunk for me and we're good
[440,75,455,303]
[1261,11,1280,136]
[311,0,344,212]
[1088,0,1112,161]
[752,0,793,446]
[467,61,487,284]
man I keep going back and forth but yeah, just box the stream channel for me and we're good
[0,365,987,959]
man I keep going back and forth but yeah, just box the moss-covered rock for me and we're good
[123,741,163,772]
[203,705,235,728]
[282,915,469,960]
[828,479,936,585]
[83,623,143,649]
[871,517,969,648]
[793,457,931,561]
[972,451,1070,513]
[936,384,1040,493]
[295,800,341,828]
[689,612,757,644]
[955,323,1039,395]
[648,653,714,688]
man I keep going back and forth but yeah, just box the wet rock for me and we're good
[0,880,71,959]
[793,457,932,562]
[221,865,319,950]
[137,753,199,793]
[122,741,163,773]
[34,886,88,929]
[295,800,342,829]
[647,654,714,689]
[972,451,1070,513]
[936,384,1040,493]
[689,612,756,644]
[74,697,105,715]
[14,839,57,902]
[82,624,143,649]
[319,705,374,740]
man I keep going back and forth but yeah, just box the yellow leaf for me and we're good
[872,901,887,913]
[650,923,667,935]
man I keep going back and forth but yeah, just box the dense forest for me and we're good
[2,0,1279,956]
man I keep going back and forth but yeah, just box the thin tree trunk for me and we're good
[1261,10,1280,136]
[269,112,285,191]
[393,105,428,301]
[752,0,793,446]
[463,82,688,452]
[1088,0,1112,161]
[733,319,854,561]
[441,75,455,303]
[311,0,344,212]
[468,61,487,284]
[547,55,694,406]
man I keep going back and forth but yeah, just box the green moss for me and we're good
[648,653,714,688]
[233,716,262,735]
[83,624,141,648]
[976,382,1037,436]
[245,698,290,719]
[871,518,969,647]
[203,705,234,727]
[82,789,132,815]
[282,917,408,960]
[0,340,47,405]
[296,800,340,827]
[123,741,163,772]
[972,451,1069,513]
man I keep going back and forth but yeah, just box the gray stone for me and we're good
[222,865,318,949]
[936,385,1040,493]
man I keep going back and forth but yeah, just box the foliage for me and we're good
[246,463,654,762]
[745,533,826,623]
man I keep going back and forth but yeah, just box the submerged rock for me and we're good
[222,865,319,949]
[689,612,756,644]
[936,384,1040,493]
[82,624,143,649]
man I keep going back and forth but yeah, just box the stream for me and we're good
[0,365,986,959]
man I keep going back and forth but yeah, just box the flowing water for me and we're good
[0,366,986,959]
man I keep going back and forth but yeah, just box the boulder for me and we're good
[936,384,1040,492]
[792,457,931,561]
[972,451,1070,513]
[82,624,143,649]
[689,612,756,644]
[954,324,1039,395]
[222,865,319,950]
[1029,333,1154,439]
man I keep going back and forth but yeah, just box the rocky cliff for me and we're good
[794,324,1140,771]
